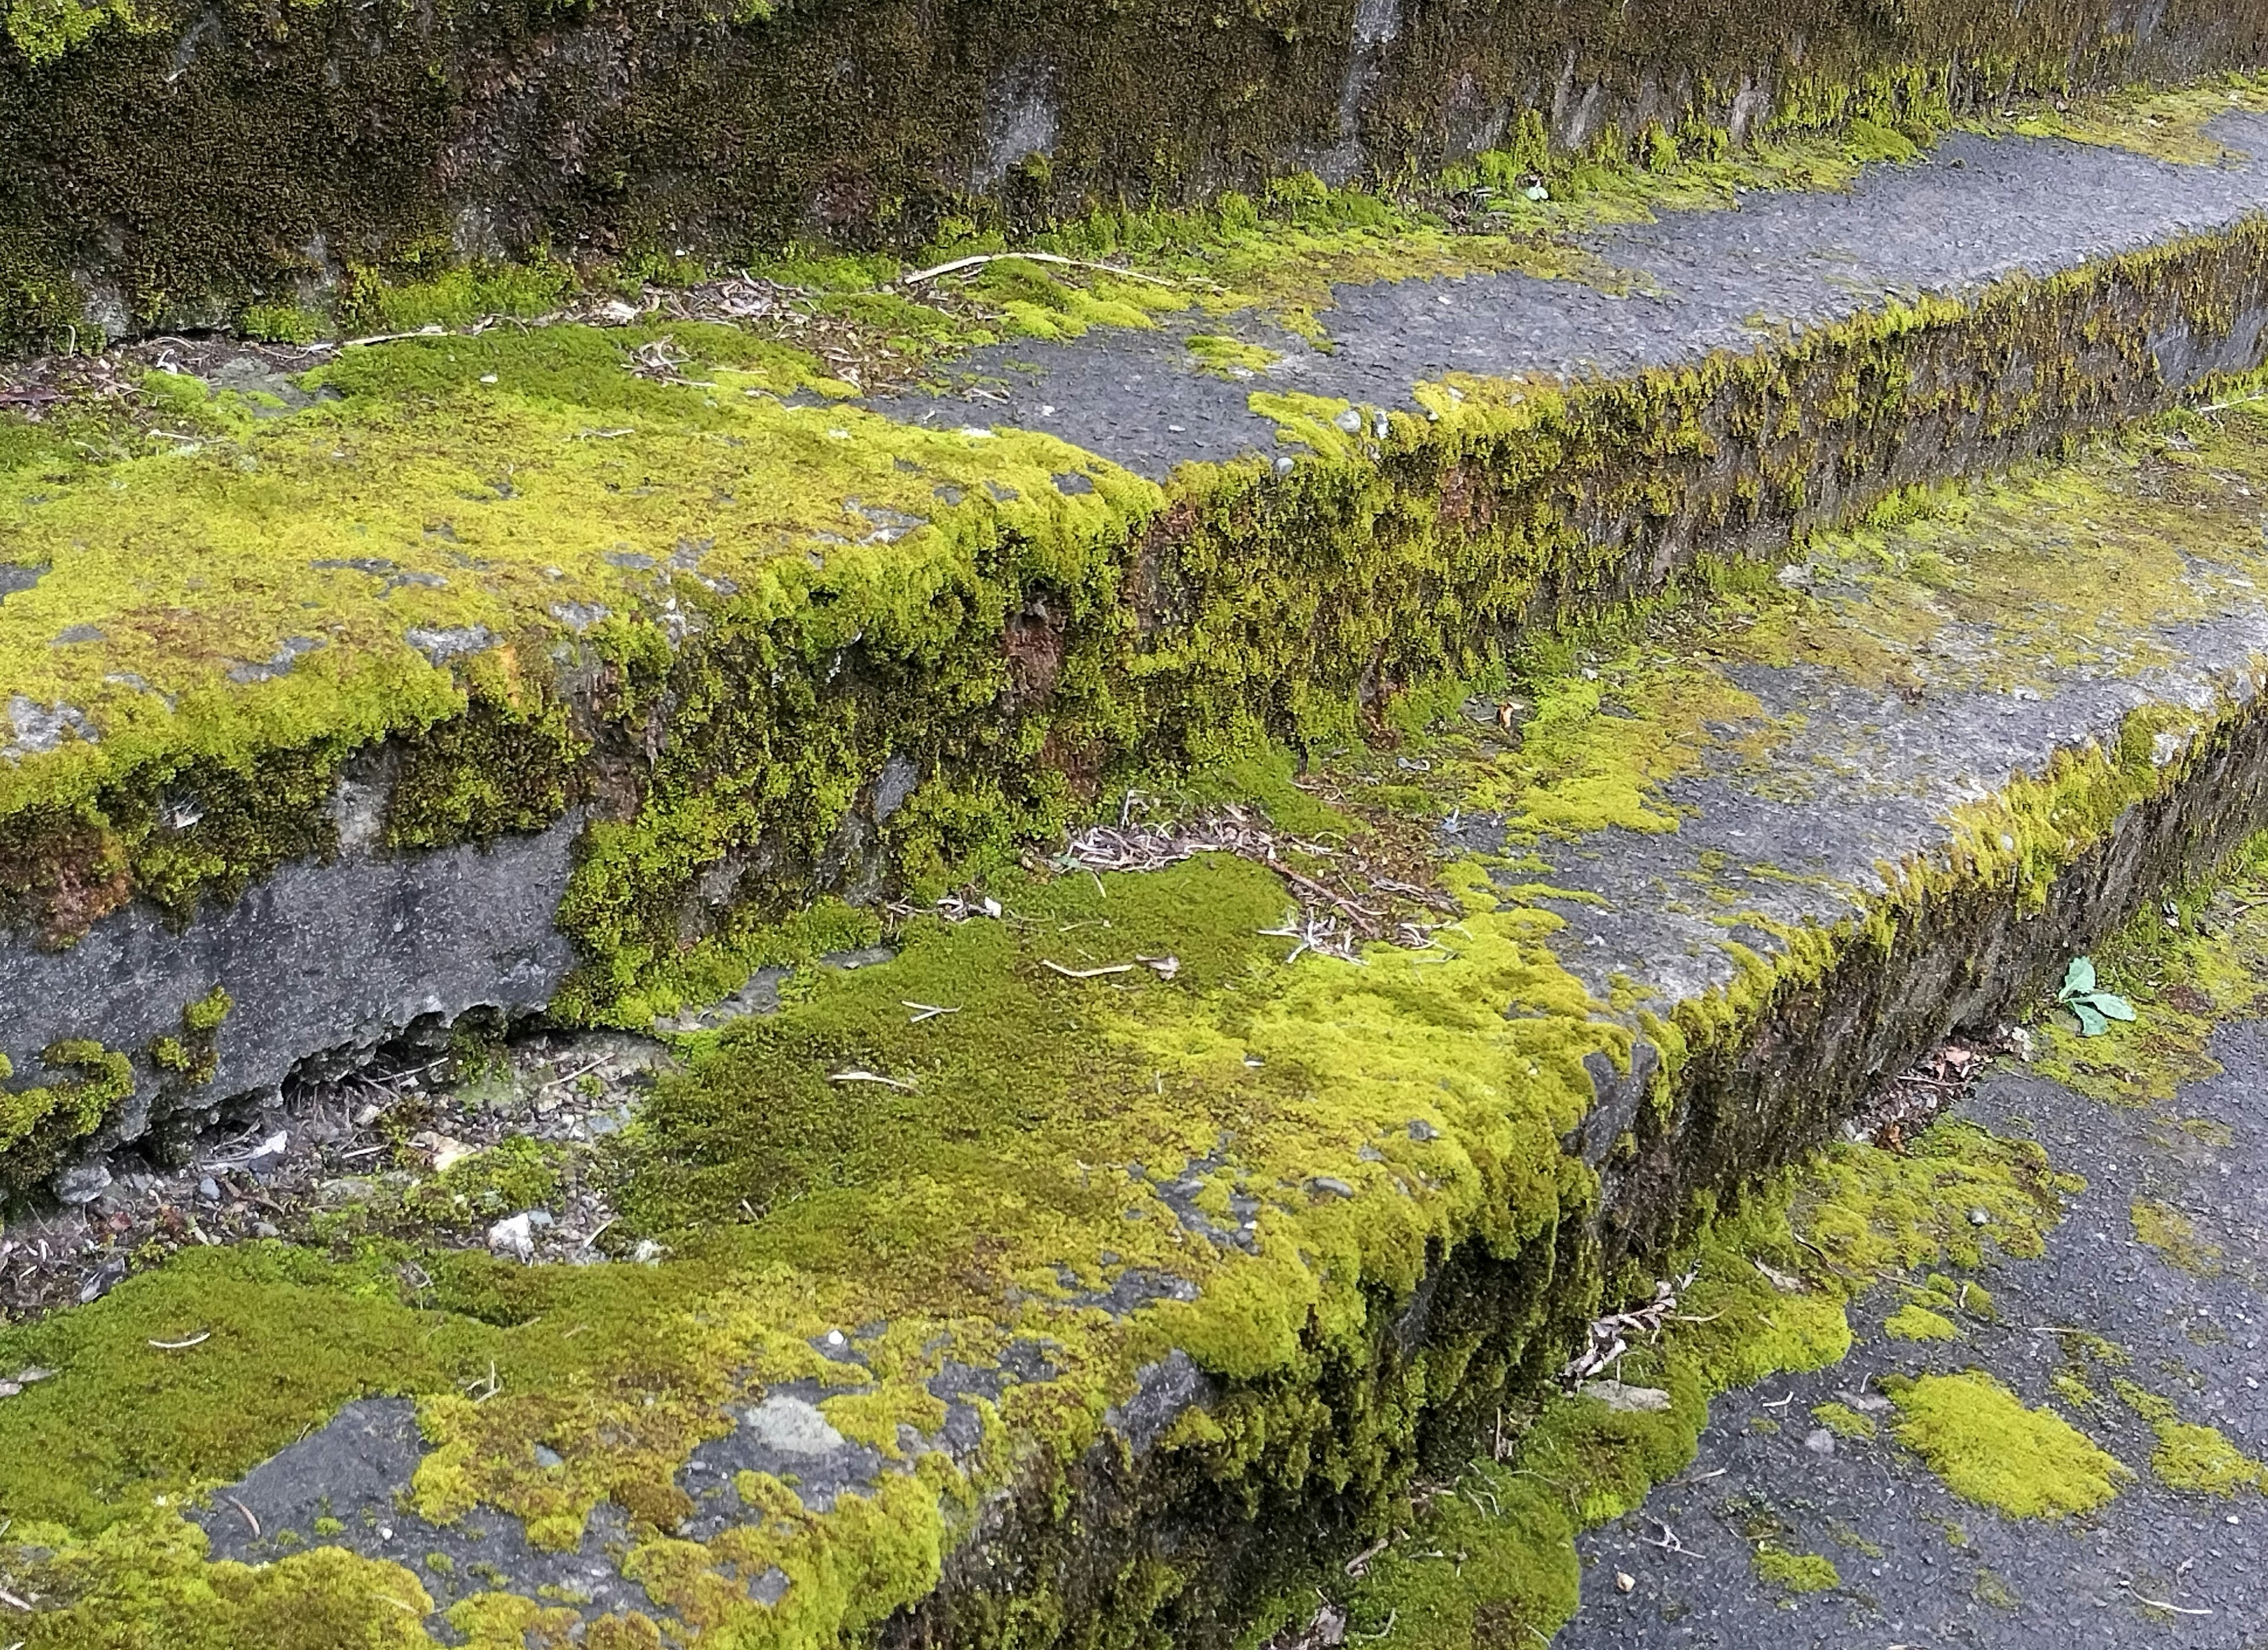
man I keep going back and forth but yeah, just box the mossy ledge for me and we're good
[7,0,2268,346]
[9,220,2268,1194]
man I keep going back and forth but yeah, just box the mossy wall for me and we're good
[4,0,2267,345]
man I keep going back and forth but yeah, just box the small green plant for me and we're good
[2057,956,2135,1036]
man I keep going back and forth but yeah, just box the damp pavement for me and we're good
[1556,1021,2268,1649]
[876,112,2268,478]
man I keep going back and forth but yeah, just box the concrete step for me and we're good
[6,336,2268,1642]
[11,105,2268,1204]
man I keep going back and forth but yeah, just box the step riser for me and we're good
[7,1,2268,348]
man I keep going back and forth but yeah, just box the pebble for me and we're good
[488,1212,536,1263]
[532,1444,565,1470]
[54,1162,111,1205]
[197,1177,221,1202]
[1804,1427,1836,1455]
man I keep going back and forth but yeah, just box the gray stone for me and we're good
[53,1161,110,1204]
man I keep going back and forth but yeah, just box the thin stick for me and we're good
[828,1069,918,1091]
[148,1331,210,1350]
[1041,960,1138,979]
[2122,1583,2210,1616]
[900,252,1178,288]
[228,1496,261,1538]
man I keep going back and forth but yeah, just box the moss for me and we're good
[2130,1197,2225,1276]
[8,0,2265,349]
[1810,1401,1877,1440]
[1887,1371,2130,1519]
[1337,1108,2072,1646]
[1752,1545,1840,1594]
[1186,335,1280,380]
[0,1039,134,1195]
[13,1517,437,1649]
[1884,1302,1961,1342]
[2113,1379,2267,1496]
[1974,1567,2020,1609]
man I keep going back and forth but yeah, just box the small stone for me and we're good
[77,1257,125,1303]
[526,1209,553,1228]
[1581,1381,1671,1413]
[197,1177,221,1202]
[253,1221,280,1239]
[1969,1208,1992,1227]
[1838,1390,1892,1414]
[0,1381,18,1399]
[488,1212,536,1263]
[741,1394,847,1456]
[351,1102,383,1126]
[1332,409,1363,433]
[1308,1176,1357,1199]
[1614,1571,1635,1594]
[54,1162,111,1205]
[1804,1427,1836,1455]
[532,1444,565,1470]
[633,1238,667,1266]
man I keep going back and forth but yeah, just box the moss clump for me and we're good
[1884,1302,1961,1342]
[13,1517,436,1649]
[1185,335,1280,379]
[2130,1198,2225,1276]
[1887,1371,2130,1519]
[2113,1380,2267,1496]
[1810,1401,1878,1440]
[0,1039,133,1195]
[1752,1544,1840,1593]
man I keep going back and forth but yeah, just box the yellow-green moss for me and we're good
[1887,1371,2130,1518]
[1884,1302,1961,1342]
[1811,1401,1877,1440]
[2113,1379,2268,1496]
[1752,1545,1840,1594]
[2131,1198,2225,1276]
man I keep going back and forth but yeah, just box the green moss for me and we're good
[1185,335,1280,380]
[1884,1302,1961,1342]
[1974,1567,2020,1609]
[1887,1371,2130,1519]
[2113,1379,2267,1495]
[2131,1198,2225,1276]
[14,1517,437,1649]
[1752,1545,1840,1594]
[423,1137,563,1219]
[0,1040,134,1195]
[1810,1401,1877,1440]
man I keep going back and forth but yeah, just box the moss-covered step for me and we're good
[1529,856,2268,1647]
[8,0,2268,347]
[17,104,2268,1198]
[12,392,2268,1644]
